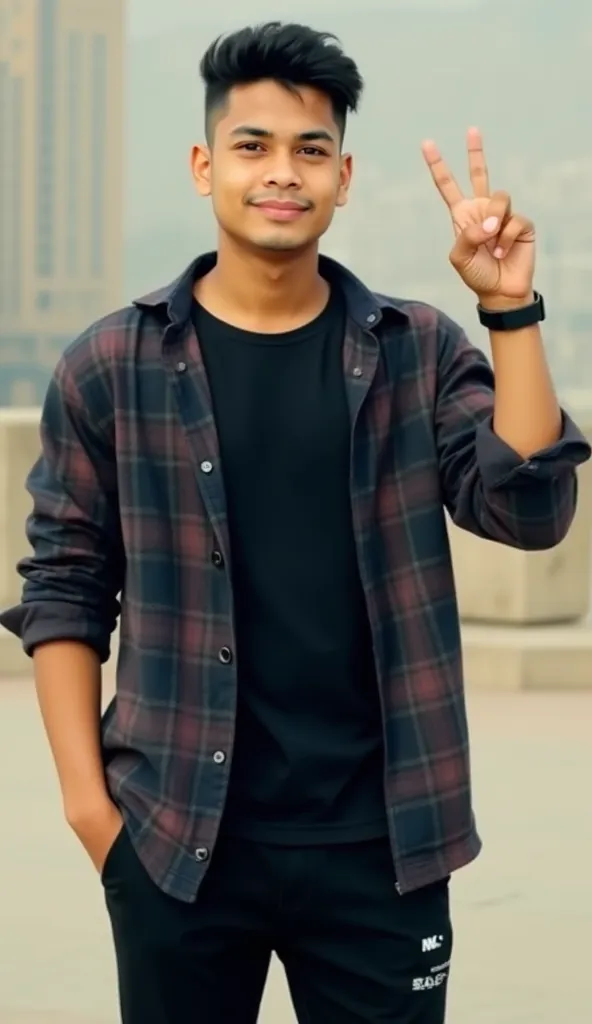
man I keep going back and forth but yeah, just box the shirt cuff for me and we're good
[475,411,591,491]
[0,601,112,663]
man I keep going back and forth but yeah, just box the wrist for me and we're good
[477,291,536,312]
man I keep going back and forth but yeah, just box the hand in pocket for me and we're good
[70,801,125,874]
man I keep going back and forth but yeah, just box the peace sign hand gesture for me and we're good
[421,128,536,307]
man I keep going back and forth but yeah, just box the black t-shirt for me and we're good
[192,287,387,843]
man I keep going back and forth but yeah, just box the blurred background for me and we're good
[1,0,592,403]
[0,2,591,1022]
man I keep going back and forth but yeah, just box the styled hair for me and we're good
[199,22,364,141]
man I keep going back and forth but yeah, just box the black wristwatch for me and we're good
[477,291,545,331]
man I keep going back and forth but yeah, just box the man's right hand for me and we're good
[67,799,125,875]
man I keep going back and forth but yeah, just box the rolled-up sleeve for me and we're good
[0,350,124,661]
[475,413,588,487]
[435,317,591,550]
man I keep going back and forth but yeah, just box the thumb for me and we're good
[450,215,499,268]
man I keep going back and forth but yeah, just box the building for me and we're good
[0,0,124,405]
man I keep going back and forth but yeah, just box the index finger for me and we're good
[421,139,464,210]
[467,127,490,198]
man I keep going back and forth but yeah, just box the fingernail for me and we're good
[493,247,504,258]
[483,217,499,233]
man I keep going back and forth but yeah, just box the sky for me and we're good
[126,0,484,37]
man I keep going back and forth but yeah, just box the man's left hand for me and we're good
[421,128,536,309]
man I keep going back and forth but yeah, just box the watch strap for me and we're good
[477,292,545,331]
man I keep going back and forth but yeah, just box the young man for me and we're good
[2,20,589,1024]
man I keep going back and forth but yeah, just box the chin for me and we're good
[250,233,315,253]
[221,222,321,255]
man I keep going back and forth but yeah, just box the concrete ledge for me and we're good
[0,627,31,677]
[450,517,592,625]
[0,407,41,609]
[462,622,592,691]
[448,411,592,626]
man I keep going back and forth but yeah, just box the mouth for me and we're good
[250,200,310,222]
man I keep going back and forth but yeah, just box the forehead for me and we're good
[214,80,339,138]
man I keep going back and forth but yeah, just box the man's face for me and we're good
[191,80,353,254]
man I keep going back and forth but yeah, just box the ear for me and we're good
[190,143,212,197]
[335,152,353,208]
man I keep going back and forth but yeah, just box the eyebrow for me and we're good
[229,125,335,144]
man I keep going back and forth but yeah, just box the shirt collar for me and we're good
[133,251,409,334]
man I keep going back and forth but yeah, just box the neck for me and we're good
[197,234,329,326]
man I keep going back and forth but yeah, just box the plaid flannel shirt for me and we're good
[2,253,589,902]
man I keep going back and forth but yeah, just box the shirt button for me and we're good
[213,750,226,765]
[194,847,209,863]
[352,366,363,378]
[366,313,377,324]
[200,460,213,474]
[175,361,187,373]
[526,460,539,471]
[218,646,233,665]
[211,550,224,568]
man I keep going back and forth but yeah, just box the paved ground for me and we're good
[1,679,590,1023]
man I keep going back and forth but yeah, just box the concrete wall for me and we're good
[1,402,592,688]
[453,393,592,689]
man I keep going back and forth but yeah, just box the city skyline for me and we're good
[0,0,124,405]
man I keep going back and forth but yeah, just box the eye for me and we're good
[236,142,265,153]
[299,147,326,157]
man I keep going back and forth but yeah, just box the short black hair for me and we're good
[199,22,364,142]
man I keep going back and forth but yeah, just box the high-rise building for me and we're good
[0,0,124,405]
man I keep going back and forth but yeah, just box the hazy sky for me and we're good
[127,0,484,37]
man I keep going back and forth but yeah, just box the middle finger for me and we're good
[467,127,490,199]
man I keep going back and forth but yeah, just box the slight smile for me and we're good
[250,200,310,222]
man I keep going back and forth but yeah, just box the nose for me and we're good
[262,154,302,191]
